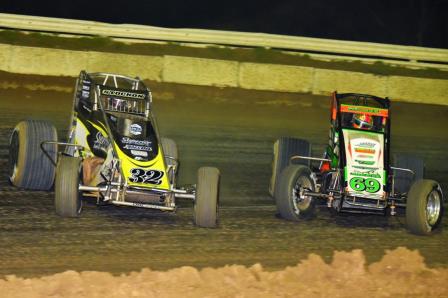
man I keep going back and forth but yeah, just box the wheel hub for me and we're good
[292,176,313,214]
[426,189,441,226]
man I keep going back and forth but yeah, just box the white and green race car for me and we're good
[270,92,444,235]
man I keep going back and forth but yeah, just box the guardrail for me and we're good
[1,13,448,65]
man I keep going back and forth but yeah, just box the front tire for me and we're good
[9,120,58,190]
[406,179,443,235]
[275,165,316,221]
[194,167,220,228]
[55,156,82,217]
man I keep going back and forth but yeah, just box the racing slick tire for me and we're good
[275,165,316,221]
[406,179,443,235]
[269,137,311,197]
[194,167,220,228]
[8,120,58,190]
[393,154,424,194]
[55,156,82,217]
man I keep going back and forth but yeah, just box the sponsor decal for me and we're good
[352,165,379,170]
[129,168,164,185]
[340,104,389,117]
[355,159,375,165]
[82,104,92,113]
[131,150,148,157]
[350,171,381,179]
[93,131,110,151]
[123,144,152,151]
[130,124,142,136]
[357,142,376,148]
[121,137,152,152]
[357,155,374,159]
[354,147,375,154]
[102,89,145,99]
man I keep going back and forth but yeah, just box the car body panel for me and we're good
[342,129,385,199]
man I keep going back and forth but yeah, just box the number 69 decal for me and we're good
[129,168,164,185]
[349,177,381,193]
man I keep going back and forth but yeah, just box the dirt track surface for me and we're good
[1,247,447,298]
[1,73,447,296]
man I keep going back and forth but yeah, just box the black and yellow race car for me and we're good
[9,71,219,227]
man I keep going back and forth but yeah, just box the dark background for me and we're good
[1,0,447,48]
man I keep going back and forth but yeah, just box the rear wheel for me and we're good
[393,154,424,194]
[55,156,82,217]
[161,138,178,183]
[269,137,311,197]
[406,179,443,235]
[9,120,58,190]
[194,167,220,228]
[275,165,316,221]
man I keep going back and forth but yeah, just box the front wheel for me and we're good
[406,179,444,235]
[55,156,82,217]
[274,165,316,221]
[194,167,220,228]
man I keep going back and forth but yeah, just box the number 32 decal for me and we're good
[349,177,381,193]
[129,168,164,185]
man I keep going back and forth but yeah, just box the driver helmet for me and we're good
[352,113,373,129]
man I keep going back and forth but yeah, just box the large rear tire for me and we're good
[8,120,58,190]
[393,154,424,194]
[406,179,443,235]
[269,137,311,197]
[194,167,220,228]
[55,156,82,217]
[275,165,316,221]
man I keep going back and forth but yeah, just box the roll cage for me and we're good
[74,71,152,117]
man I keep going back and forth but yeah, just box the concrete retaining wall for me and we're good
[163,56,239,87]
[1,43,447,105]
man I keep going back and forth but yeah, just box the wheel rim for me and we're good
[8,130,19,179]
[426,189,441,226]
[292,175,313,215]
[77,163,83,215]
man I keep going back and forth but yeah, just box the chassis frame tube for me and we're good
[290,155,332,163]
[110,200,176,211]
[78,185,195,200]
[40,141,85,167]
